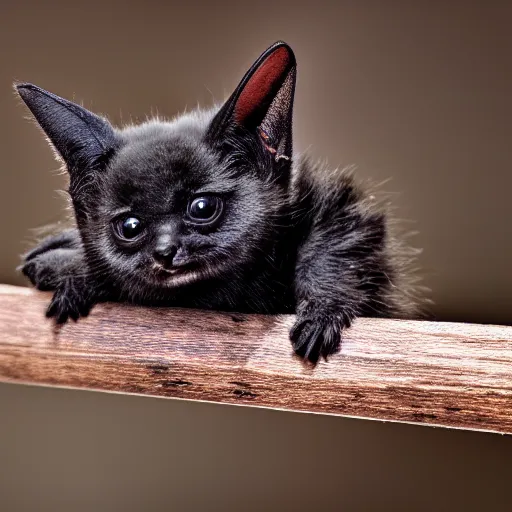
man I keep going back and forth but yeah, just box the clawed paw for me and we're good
[290,304,352,364]
[46,278,93,324]
[20,230,95,323]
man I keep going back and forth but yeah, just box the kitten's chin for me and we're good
[152,264,204,287]
[150,255,234,288]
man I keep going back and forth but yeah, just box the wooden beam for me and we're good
[0,284,511,434]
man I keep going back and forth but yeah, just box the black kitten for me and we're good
[17,42,424,362]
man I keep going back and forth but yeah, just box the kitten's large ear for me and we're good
[207,41,296,161]
[15,83,117,174]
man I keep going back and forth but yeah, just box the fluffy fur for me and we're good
[17,42,426,363]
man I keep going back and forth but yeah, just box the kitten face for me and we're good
[80,120,289,296]
[16,42,297,301]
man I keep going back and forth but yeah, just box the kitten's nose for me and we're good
[153,239,178,267]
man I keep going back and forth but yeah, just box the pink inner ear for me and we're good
[234,46,291,124]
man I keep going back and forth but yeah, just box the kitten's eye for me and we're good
[115,216,144,241]
[187,196,223,224]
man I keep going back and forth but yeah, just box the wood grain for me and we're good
[0,284,511,434]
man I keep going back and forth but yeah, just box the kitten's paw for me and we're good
[22,252,62,291]
[21,248,78,291]
[46,278,93,324]
[290,304,352,363]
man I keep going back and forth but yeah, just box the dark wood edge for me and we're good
[1,284,511,434]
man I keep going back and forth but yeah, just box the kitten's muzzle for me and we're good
[153,245,193,275]
[153,244,178,267]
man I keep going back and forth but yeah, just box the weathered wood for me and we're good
[0,284,511,434]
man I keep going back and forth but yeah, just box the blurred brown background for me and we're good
[1,1,511,510]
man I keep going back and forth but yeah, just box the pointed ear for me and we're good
[207,41,296,161]
[15,83,117,174]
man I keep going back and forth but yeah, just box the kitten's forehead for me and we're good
[102,119,229,213]
[110,126,216,185]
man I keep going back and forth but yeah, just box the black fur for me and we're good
[16,42,424,363]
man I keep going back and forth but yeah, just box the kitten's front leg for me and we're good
[290,194,390,363]
[21,230,99,322]
[23,229,81,264]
